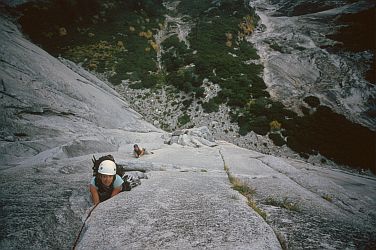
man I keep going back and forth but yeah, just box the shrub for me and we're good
[178,113,190,126]
[268,133,286,146]
[226,173,267,220]
[270,120,282,131]
[162,35,192,72]
[269,42,283,52]
[64,40,126,73]
[202,99,219,113]
[285,106,375,172]
[265,196,300,212]
[303,96,320,108]
[237,41,260,61]
[232,178,256,195]
[322,194,333,202]
[248,199,267,220]
[249,116,269,135]
[193,87,205,98]
[182,99,193,108]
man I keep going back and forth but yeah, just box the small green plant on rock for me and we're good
[270,120,282,131]
[224,164,229,173]
[231,178,256,196]
[322,194,333,202]
[248,199,267,220]
[265,196,300,212]
[268,133,286,146]
[226,172,266,219]
[178,113,190,126]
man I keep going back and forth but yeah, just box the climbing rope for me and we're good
[72,204,98,250]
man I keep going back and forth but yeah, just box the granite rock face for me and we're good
[164,126,218,147]
[249,0,376,129]
[75,146,281,250]
[0,13,162,249]
[0,12,375,250]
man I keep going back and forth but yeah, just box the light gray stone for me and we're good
[1,8,375,250]
[76,153,281,250]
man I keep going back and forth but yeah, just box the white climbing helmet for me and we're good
[98,160,116,175]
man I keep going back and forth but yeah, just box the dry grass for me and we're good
[248,199,267,220]
[224,164,229,173]
[265,196,300,212]
[322,194,333,202]
[231,177,256,196]
[225,169,266,219]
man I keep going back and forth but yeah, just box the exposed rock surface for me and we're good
[163,126,218,147]
[0,13,161,249]
[76,142,376,249]
[220,142,376,249]
[0,12,375,250]
[76,145,281,250]
[248,0,376,129]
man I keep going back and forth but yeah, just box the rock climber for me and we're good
[89,160,124,205]
[133,144,145,158]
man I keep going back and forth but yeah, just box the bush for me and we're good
[249,116,269,135]
[268,133,286,146]
[123,0,164,17]
[178,113,190,126]
[270,120,282,131]
[162,35,192,72]
[202,98,220,113]
[182,99,193,108]
[193,87,205,98]
[285,106,376,172]
[236,114,250,136]
[265,196,300,212]
[237,41,259,60]
[303,96,320,108]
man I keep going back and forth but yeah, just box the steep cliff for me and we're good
[3,0,375,173]
[0,11,375,250]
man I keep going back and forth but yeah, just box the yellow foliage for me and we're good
[58,27,67,36]
[239,15,254,36]
[145,30,153,39]
[139,30,153,39]
[129,26,135,32]
[65,40,126,72]
[117,41,125,49]
[145,47,151,52]
[97,41,111,49]
[88,63,97,70]
[270,120,282,131]
[149,40,159,52]
[225,32,233,47]
[247,99,256,107]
